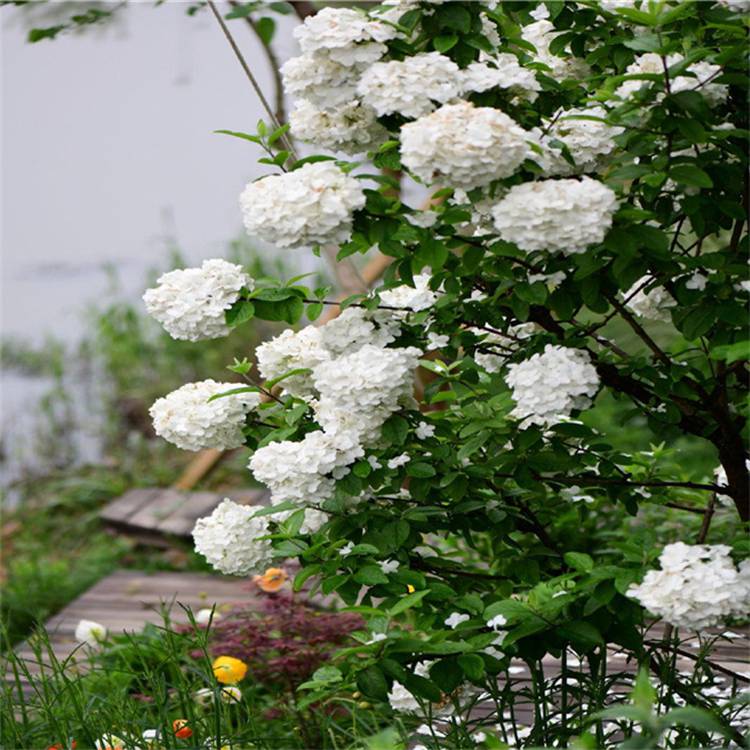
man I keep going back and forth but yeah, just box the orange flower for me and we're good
[212,655,248,684]
[253,567,288,593]
[48,742,77,750]
[173,719,193,740]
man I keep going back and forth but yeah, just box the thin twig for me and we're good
[206,0,297,159]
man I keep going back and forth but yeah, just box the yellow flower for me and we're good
[212,655,248,685]
[253,567,288,593]
[406,584,415,593]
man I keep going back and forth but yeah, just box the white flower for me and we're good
[290,99,388,155]
[378,273,439,315]
[239,162,365,249]
[367,455,383,470]
[339,541,355,556]
[192,499,274,576]
[150,380,260,452]
[614,53,727,107]
[194,686,242,706]
[685,272,708,291]
[250,430,363,505]
[256,326,330,398]
[294,7,386,67]
[623,276,676,323]
[599,0,639,11]
[368,632,388,644]
[426,332,449,350]
[527,271,566,290]
[388,663,430,712]
[627,542,750,630]
[141,729,160,748]
[561,485,595,504]
[319,306,399,357]
[357,52,462,119]
[539,106,623,176]
[521,19,591,81]
[460,55,540,100]
[387,453,411,469]
[473,731,487,743]
[75,619,107,646]
[415,421,435,440]
[405,210,439,228]
[380,559,401,574]
[195,608,221,625]
[281,54,361,109]
[143,259,251,341]
[714,460,750,507]
[312,345,422,443]
[95,736,129,750]
[487,614,508,630]
[505,345,600,427]
[491,177,617,255]
[400,101,529,190]
[444,612,470,629]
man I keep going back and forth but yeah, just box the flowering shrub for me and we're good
[144,1,750,747]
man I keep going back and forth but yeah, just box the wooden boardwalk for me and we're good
[100,488,268,541]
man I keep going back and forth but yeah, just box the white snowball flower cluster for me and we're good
[290,99,388,156]
[255,326,329,399]
[319,306,399,356]
[505,345,600,426]
[491,177,617,254]
[249,430,364,505]
[460,56,541,100]
[150,380,260,451]
[281,54,361,109]
[614,53,728,107]
[293,7,386,67]
[378,273,439,316]
[623,276,677,323]
[312,345,422,443]
[388,663,430,713]
[540,106,623,175]
[143,259,250,341]
[521,19,591,81]
[192,498,273,576]
[357,52,462,119]
[400,101,529,190]
[627,542,750,630]
[239,162,365,250]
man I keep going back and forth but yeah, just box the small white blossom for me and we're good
[505,345,600,427]
[415,421,436,440]
[192,499,274,576]
[75,619,107,646]
[194,686,243,706]
[143,259,251,341]
[521,19,591,81]
[444,612,470,629]
[426,332,449,350]
[491,177,617,255]
[368,632,388,644]
[627,542,750,630]
[487,614,508,630]
[290,99,388,155]
[150,380,259,452]
[388,663,430,712]
[685,272,708,291]
[239,162,365,249]
[387,453,411,469]
[339,541,355,556]
[405,210,439,228]
[378,273,439,316]
[380,559,401,574]
[400,101,529,190]
[358,52,461,119]
[624,276,676,323]
[195,608,221,625]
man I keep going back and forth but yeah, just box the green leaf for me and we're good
[225,300,255,327]
[558,620,604,652]
[254,16,276,45]
[389,589,429,616]
[381,415,409,445]
[710,341,749,364]
[264,367,312,389]
[662,707,728,735]
[429,658,463,693]
[267,122,290,146]
[436,3,471,33]
[354,565,389,586]
[434,33,458,52]
[457,653,485,681]
[669,164,713,189]
[252,296,304,324]
[356,665,389,700]
[406,462,435,478]
[293,565,321,592]
[679,306,715,340]
[563,552,595,573]
[214,129,261,144]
